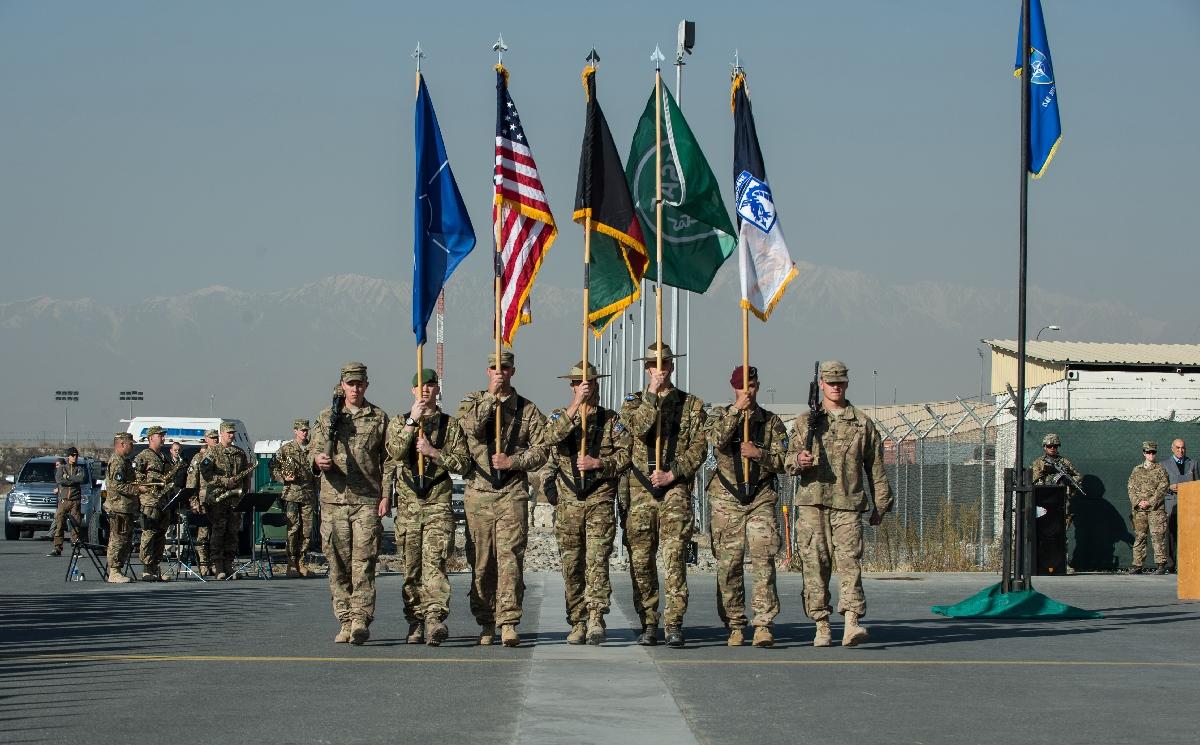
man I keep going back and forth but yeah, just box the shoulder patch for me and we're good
[781,437,790,449]
[614,421,625,433]
[114,472,124,482]
[625,393,637,402]
[550,411,562,421]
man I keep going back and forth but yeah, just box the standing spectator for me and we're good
[1159,438,1196,572]
[1128,441,1170,574]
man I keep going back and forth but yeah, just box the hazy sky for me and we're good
[2,1,1199,435]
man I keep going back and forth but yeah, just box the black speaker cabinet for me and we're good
[1034,485,1068,575]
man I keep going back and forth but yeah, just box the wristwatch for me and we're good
[405,417,418,427]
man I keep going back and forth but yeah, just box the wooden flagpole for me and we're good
[581,218,592,458]
[653,59,665,471]
[414,53,426,481]
[741,307,750,494]
[493,38,507,463]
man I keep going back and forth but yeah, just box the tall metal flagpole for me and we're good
[413,42,427,482]
[652,45,666,470]
[493,35,508,461]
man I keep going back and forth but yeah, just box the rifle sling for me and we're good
[559,409,613,500]
[483,395,527,489]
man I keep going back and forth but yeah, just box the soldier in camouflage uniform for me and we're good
[49,447,85,557]
[705,365,788,648]
[311,362,389,645]
[384,368,470,646]
[133,425,174,581]
[787,361,891,648]
[1127,440,1170,574]
[186,431,217,575]
[620,342,707,648]
[104,432,140,583]
[271,419,319,578]
[1031,432,1084,574]
[199,421,252,580]
[456,350,548,647]
[537,361,631,646]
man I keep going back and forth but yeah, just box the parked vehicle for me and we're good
[5,455,106,543]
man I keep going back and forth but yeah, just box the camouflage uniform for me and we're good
[705,403,788,630]
[620,378,707,632]
[384,408,470,627]
[185,441,212,572]
[199,433,252,574]
[271,425,319,570]
[1128,451,1169,570]
[457,384,547,630]
[52,457,86,552]
[787,394,892,622]
[105,435,140,579]
[538,397,631,627]
[1031,453,1083,521]
[133,444,173,577]
[310,378,389,630]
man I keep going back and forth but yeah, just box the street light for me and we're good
[54,390,79,444]
[1035,324,1061,341]
[977,348,988,403]
[119,390,144,420]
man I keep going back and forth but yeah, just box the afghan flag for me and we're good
[573,66,648,333]
[626,84,735,293]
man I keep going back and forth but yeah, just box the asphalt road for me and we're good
[1,536,1197,745]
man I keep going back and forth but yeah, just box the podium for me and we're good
[1179,481,1200,600]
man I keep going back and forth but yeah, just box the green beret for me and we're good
[412,368,439,387]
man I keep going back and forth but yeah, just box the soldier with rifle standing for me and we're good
[1031,432,1084,574]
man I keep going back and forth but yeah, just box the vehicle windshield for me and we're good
[18,461,65,484]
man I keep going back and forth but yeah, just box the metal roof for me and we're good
[985,340,1200,367]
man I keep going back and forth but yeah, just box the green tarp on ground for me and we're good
[931,582,1102,619]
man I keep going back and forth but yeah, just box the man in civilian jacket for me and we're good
[1159,438,1197,572]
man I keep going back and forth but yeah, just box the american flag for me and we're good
[494,65,557,345]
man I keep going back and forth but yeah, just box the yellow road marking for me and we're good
[657,659,1200,667]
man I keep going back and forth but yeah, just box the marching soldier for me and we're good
[187,431,217,575]
[537,361,631,646]
[1128,441,1170,575]
[787,361,892,648]
[311,362,389,645]
[384,369,470,646]
[49,447,85,557]
[133,425,173,581]
[271,419,319,578]
[620,342,708,648]
[199,421,251,580]
[456,350,548,647]
[104,432,139,583]
[705,365,789,648]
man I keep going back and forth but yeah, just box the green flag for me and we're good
[626,84,736,293]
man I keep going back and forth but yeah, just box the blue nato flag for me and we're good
[413,74,476,345]
[1015,0,1062,179]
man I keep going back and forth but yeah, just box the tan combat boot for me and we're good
[334,623,351,643]
[479,624,496,646]
[406,622,425,644]
[349,619,370,645]
[566,622,587,645]
[842,612,869,647]
[727,627,745,646]
[813,619,833,647]
[500,624,520,647]
[586,612,606,646]
[425,620,448,647]
[752,626,774,648]
[298,562,313,578]
[285,561,300,579]
[108,567,133,584]
[215,559,228,581]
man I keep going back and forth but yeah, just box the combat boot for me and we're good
[500,624,520,647]
[349,619,370,645]
[107,568,133,584]
[426,620,448,647]
[566,622,587,645]
[813,619,833,647]
[141,571,160,582]
[215,560,228,581]
[636,626,659,646]
[333,623,351,643]
[478,624,496,646]
[586,612,606,646]
[842,612,869,647]
[752,626,774,648]
[286,561,300,579]
[1153,564,1168,575]
[406,622,425,644]
[47,548,62,557]
[665,626,685,648]
[727,627,744,646]
[298,562,314,578]
[1128,566,1143,575]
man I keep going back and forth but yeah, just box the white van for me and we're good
[124,416,252,451]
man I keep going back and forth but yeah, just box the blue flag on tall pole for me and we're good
[1014,0,1062,179]
[413,73,476,345]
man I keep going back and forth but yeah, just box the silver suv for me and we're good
[4,456,106,544]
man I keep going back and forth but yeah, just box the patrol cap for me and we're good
[219,421,237,433]
[412,368,439,387]
[487,350,515,369]
[340,362,368,383]
[203,429,219,439]
[635,342,685,363]
[1042,433,1061,446]
[558,361,608,381]
[293,419,310,430]
[65,446,79,457]
[819,360,849,383]
[145,425,167,437]
[729,365,758,389]
[1143,441,1158,452]
[114,432,133,443]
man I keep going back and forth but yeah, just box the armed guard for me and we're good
[271,419,319,577]
[104,432,140,583]
[384,369,471,646]
[620,342,708,648]
[456,350,548,647]
[132,425,173,581]
[199,421,251,580]
[1031,432,1084,573]
[705,365,789,648]
[537,361,631,646]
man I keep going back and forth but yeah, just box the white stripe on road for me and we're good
[515,574,700,745]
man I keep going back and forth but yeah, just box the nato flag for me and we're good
[414,74,476,345]
[1015,0,1062,178]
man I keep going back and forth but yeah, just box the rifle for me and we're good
[805,361,823,465]
[324,386,345,461]
[1044,457,1087,496]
